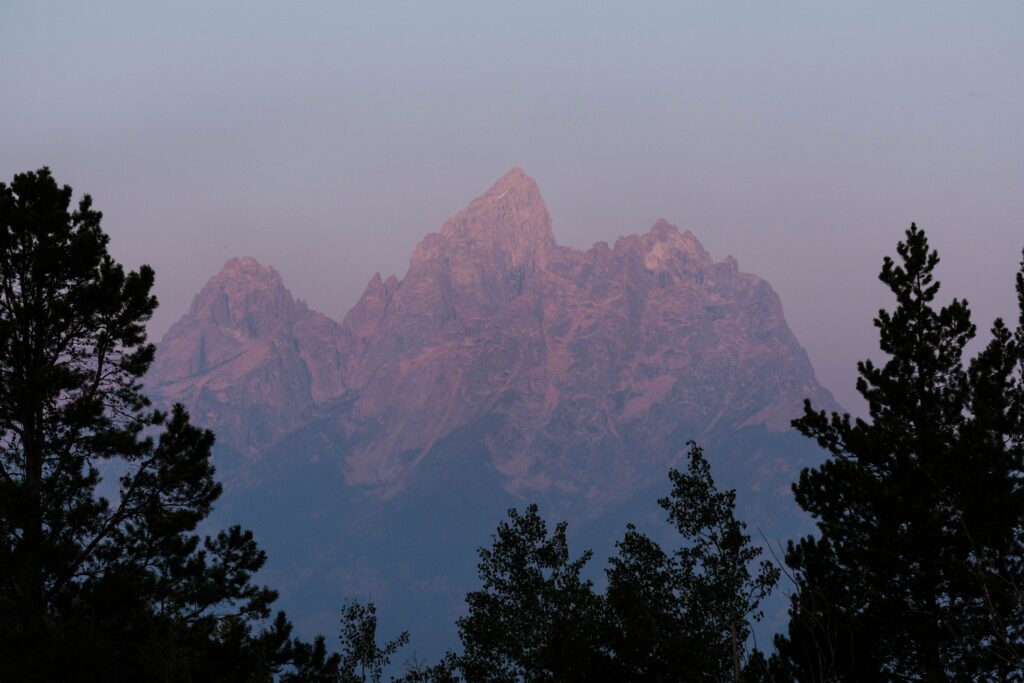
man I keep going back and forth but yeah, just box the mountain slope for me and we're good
[149,256,348,459]
[151,168,835,510]
[147,169,837,654]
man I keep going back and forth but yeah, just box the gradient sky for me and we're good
[2,2,1022,413]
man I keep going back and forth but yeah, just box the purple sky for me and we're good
[2,2,1022,413]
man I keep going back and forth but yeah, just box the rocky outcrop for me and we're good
[148,257,347,457]
[148,169,837,511]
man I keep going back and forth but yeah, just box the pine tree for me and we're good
[0,168,339,681]
[776,224,1024,680]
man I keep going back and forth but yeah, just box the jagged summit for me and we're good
[438,167,555,256]
[473,166,537,200]
[639,219,712,269]
[649,218,678,236]
[202,257,287,299]
[646,218,702,248]
[492,165,529,187]
[150,169,837,502]
[220,255,278,276]
[150,254,347,454]
[196,256,287,306]
[171,256,295,340]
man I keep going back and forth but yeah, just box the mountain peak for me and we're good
[439,168,555,257]
[650,218,678,237]
[152,169,838,517]
[644,219,712,267]
[215,256,283,284]
[159,257,298,343]
[490,166,531,190]
[481,166,541,204]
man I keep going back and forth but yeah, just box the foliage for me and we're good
[18,165,1024,681]
[0,168,337,681]
[455,504,612,682]
[452,445,777,682]
[339,599,410,683]
[606,441,779,682]
[776,224,1024,680]
[396,651,461,683]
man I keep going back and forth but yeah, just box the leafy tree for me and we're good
[456,504,612,682]
[606,441,779,682]
[397,651,461,683]
[339,599,410,683]
[776,224,1024,680]
[0,168,337,681]
[277,611,345,683]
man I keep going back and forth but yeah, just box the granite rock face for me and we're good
[148,168,836,515]
[148,256,347,458]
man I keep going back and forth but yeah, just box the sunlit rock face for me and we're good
[149,168,837,513]
[148,256,347,457]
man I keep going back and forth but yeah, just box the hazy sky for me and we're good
[2,2,1022,413]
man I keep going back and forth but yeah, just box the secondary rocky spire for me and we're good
[148,256,346,456]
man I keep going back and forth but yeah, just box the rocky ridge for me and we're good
[148,168,837,513]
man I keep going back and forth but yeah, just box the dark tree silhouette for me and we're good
[456,504,612,682]
[776,224,1024,680]
[0,168,339,681]
[606,441,779,682]
[338,599,410,683]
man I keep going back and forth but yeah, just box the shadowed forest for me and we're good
[2,168,1024,681]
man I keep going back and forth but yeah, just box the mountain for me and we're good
[151,168,834,506]
[150,256,347,460]
[146,168,837,654]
